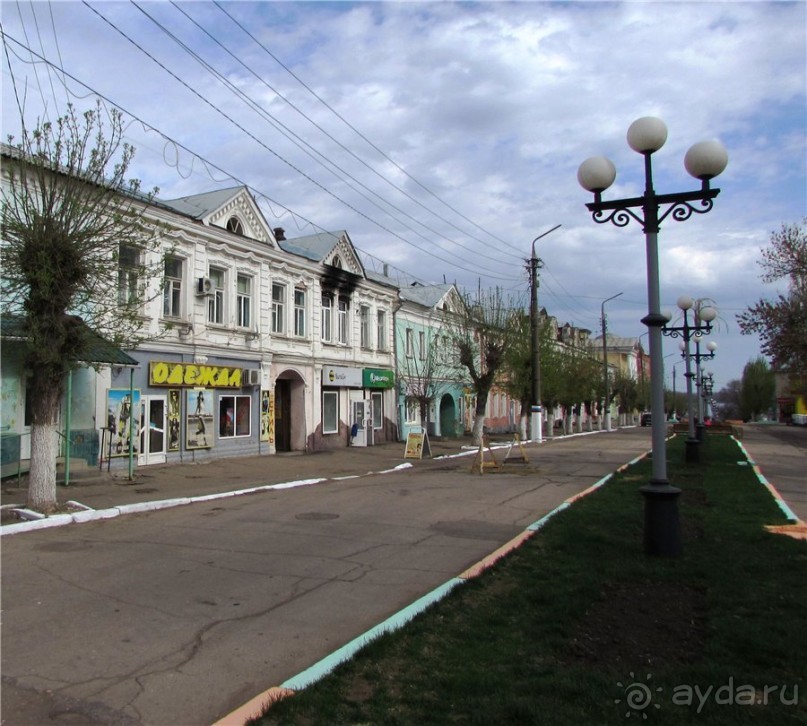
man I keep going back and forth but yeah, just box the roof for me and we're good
[160,186,244,220]
[591,334,640,350]
[399,283,456,308]
[279,230,344,263]
[1,316,138,366]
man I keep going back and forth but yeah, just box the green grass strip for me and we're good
[252,436,806,725]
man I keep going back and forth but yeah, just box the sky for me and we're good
[2,1,805,394]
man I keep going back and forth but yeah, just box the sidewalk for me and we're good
[0,434,515,524]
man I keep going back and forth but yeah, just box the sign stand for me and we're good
[503,433,529,464]
[404,429,431,459]
[470,436,500,474]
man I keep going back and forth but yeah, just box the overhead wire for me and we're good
[0,30,503,289]
[129,0,518,272]
[210,0,526,258]
[74,3,519,282]
[174,1,526,265]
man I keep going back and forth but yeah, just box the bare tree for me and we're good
[1,103,163,512]
[452,288,521,444]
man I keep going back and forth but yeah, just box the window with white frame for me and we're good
[405,328,414,357]
[208,266,225,324]
[294,287,306,337]
[117,244,139,306]
[372,391,383,430]
[237,274,252,329]
[163,256,183,318]
[419,331,426,361]
[360,305,371,348]
[272,283,286,334]
[322,390,338,434]
[219,394,251,438]
[337,297,349,344]
[405,397,418,423]
[321,294,333,342]
[376,310,387,351]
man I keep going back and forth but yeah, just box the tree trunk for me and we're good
[28,421,59,512]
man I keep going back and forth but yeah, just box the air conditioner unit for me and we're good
[196,277,214,296]
[242,368,261,386]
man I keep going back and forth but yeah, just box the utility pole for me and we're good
[601,291,623,431]
[529,225,561,442]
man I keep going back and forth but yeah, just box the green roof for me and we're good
[1,316,139,367]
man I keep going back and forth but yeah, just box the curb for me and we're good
[211,444,653,725]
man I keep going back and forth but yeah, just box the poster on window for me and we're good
[186,389,213,449]
[167,389,181,451]
[106,389,141,457]
[260,390,274,443]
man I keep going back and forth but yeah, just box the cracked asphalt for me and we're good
[2,425,802,725]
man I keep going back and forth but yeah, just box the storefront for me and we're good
[108,354,264,467]
[319,365,395,449]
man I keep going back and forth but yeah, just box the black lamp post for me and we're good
[691,336,717,438]
[577,116,727,556]
[664,296,717,460]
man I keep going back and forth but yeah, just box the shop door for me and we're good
[351,400,367,447]
[274,380,291,452]
[139,396,166,466]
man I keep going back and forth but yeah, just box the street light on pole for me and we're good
[601,292,623,431]
[665,296,717,462]
[577,116,727,556]
[529,224,562,444]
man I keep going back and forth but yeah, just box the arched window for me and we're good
[331,255,342,269]
[226,216,244,235]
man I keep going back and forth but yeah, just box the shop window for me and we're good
[372,391,383,430]
[219,395,251,438]
[323,390,338,434]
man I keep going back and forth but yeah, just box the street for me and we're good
[2,430,651,726]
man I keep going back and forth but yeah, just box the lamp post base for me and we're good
[640,480,682,556]
[685,437,701,463]
[696,422,706,442]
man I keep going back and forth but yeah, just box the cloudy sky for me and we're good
[2,1,805,392]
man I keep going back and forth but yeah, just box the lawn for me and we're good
[251,435,806,725]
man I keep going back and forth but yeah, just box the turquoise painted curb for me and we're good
[731,436,800,522]
[281,578,465,691]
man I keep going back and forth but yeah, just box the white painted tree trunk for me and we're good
[28,421,59,512]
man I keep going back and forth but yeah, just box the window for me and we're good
[405,398,418,424]
[208,267,225,324]
[321,294,333,342]
[322,390,338,434]
[237,274,252,329]
[294,288,306,337]
[226,216,244,235]
[376,310,387,351]
[419,331,426,361]
[219,395,251,438]
[372,392,383,430]
[360,305,371,348]
[118,244,139,306]
[337,297,349,345]
[405,328,414,357]
[163,256,183,318]
[272,283,286,334]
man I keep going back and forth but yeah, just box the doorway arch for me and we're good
[439,393,457,438]
[274,369,306,452]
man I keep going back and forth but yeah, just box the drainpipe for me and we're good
[64,370,73,486]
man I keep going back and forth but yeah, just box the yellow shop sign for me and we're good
[149,361,243,388]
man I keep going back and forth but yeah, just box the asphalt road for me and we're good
[2,425,803,726]
[2,429,652,726]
